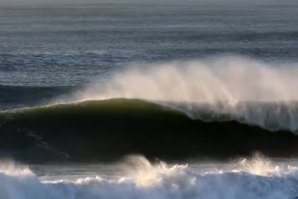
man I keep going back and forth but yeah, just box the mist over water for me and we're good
[74,56,298,103]
[62,56,298,132]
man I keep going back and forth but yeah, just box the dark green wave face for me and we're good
[0,98,298,163]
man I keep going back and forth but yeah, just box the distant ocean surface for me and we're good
[1,3,298,109]
[1,3,298,199]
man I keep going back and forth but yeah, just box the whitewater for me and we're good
[0,155,298,199]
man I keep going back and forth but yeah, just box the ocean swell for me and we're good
[0,99,298,162]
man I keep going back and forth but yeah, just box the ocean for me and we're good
[1,2,298,199]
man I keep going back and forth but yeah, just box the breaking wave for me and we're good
[1,99,298,162]
[61,56,298,132]
[2,56,298,161]
[1,155,298,199]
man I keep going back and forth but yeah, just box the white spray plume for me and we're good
[73,56,298,103]
[59,56,298,132]
[120,155,188,187]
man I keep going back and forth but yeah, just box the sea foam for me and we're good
[0,155,298,199]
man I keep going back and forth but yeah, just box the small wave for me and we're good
[0,85,75,111]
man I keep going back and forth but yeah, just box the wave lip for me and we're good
[169,100,298,133]
[64,56,298,133]
[0,85,74,111]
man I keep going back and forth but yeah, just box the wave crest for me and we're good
[60,56,298,132]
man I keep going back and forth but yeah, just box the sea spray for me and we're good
[61,56,298,132]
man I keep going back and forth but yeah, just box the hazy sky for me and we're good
[1,0,297,6]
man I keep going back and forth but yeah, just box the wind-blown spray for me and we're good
[64,56,298,132]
